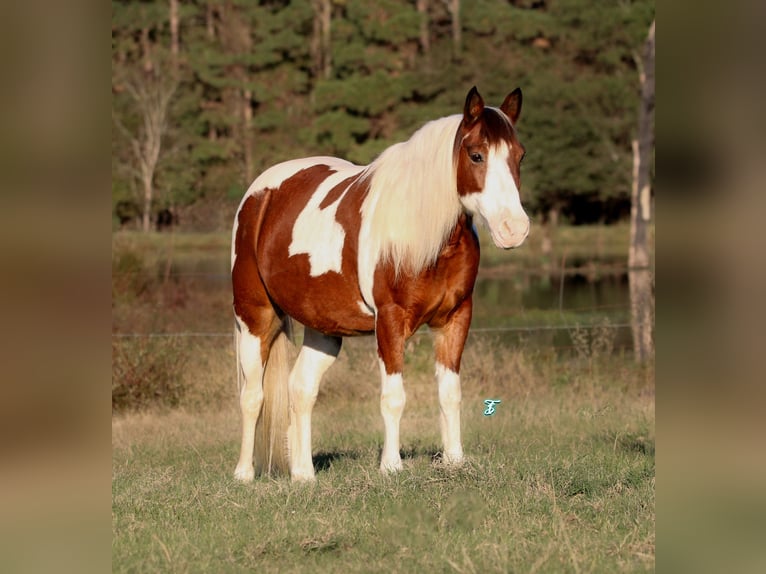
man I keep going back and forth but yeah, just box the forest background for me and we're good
[112,0,655,233]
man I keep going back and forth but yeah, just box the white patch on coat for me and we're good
[358,300,374,316]
[231,156,358,270]
[289,165,365,277]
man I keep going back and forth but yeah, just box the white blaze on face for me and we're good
[460,142,530,249]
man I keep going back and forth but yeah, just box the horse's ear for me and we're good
[463,86,484,125]
[500,88,522,125]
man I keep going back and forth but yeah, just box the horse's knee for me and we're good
[437,365,462,409]
[380,373,406,416]
[289,374,318,412]
[381,390,405,414]
[239,384,263,415]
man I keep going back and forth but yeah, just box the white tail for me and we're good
[253,321,292,475]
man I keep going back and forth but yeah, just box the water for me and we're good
[162,256,633,352]
[471,271,632,351]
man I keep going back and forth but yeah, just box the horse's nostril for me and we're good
[502,218,525,238]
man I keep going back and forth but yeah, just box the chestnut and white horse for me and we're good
[231,86,529,482]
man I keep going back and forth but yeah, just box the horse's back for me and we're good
[242,156,361,201]
[234,155,374,336]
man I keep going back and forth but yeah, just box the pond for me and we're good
[160,254,633,353]
[471,271,632,352]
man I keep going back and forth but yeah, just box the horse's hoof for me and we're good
[442,452,464,467]
[291,471,316,484]
[234,466,255,482]
[379,460,403,474]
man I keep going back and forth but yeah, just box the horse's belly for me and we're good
[264,268,375,337]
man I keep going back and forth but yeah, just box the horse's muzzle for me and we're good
[491,217,530,249]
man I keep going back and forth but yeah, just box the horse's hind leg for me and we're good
[287,327,341,482]
[233,302,281,481]
[232,190,284,481]
[233,316,264,482]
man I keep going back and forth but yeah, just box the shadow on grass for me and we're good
[312,444,442,473]
[596,431,655,457]
[312,450,361,472]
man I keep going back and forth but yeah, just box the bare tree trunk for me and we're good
[142,173,153,232]
[205,3,217,142]
[541,205,559,259]
[206,2,216,40]
[140,26,153,74]
[243,88,254,184]
[169,0,180,70]
[629,20,655,362]
[417,0,431,57]
[114,72,178,233]
[239,22,254,184]
[320,0,332,79]
[630,20,654,271]
[310,1,322,79]
[311,0,332,80]
[447,0,461,61]
[218,2,254,184]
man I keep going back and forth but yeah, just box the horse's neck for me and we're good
[445,213,474,245]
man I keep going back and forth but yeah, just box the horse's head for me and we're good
[454,86,530,249]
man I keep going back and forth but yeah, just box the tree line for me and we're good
[112,0,654,231]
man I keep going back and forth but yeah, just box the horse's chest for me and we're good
[373,224,480,331]
[427,253,478,314]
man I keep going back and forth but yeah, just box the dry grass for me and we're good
[113,351,654,573]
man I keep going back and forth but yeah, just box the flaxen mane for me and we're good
[360,115,464,276]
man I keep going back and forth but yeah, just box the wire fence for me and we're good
[113,266,650,352]
[112,321,640,339]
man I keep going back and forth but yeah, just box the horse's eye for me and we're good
[470,152,484,164]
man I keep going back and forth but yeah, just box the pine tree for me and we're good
[111,0,655,230]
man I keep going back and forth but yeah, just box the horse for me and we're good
[231,86,529,482]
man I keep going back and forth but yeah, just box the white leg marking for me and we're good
[435,363,464,465]
[288,328,340,482]
[234,321,263,482]
[379,360,406,473]
[233,156,360,270]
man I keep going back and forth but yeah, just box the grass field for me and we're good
[112,336,654,572]
[112,225,654,572]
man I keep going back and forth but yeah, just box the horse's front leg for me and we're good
[432,298,472,466]
[375,304,407,473]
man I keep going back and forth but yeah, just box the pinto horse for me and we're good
[231,86,529,482]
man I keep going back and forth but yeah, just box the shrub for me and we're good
[112,337,187,412]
